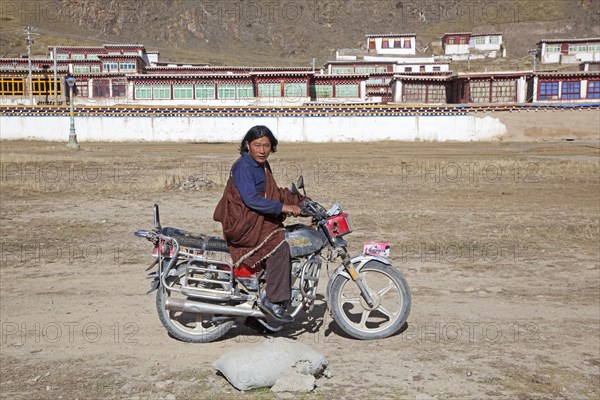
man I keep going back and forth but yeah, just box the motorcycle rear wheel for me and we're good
[330,261,411,340]
[156,276,234,343]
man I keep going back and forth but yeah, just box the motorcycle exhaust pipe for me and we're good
[165,297,265,318]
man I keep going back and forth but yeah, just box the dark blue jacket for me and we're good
[231,152,283,215]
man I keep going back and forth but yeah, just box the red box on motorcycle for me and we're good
[325,213,352,237]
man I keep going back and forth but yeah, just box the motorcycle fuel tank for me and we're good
[285,224,328,257]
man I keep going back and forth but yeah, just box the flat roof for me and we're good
[365,33,416,38]
[537,37,600,44]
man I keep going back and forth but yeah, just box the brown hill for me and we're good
[1,0,599,67]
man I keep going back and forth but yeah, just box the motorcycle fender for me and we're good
[325,254,392,306]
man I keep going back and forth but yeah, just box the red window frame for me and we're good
[588,80,600,98]
[112,80,127,97]
[75,80,88,97]
[561,81,580,99]
[92,79,110,97]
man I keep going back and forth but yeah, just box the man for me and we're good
[213,125,302,322]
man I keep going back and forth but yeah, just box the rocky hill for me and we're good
[1,0,599,68]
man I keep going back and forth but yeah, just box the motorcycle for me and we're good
[134,176,411,342]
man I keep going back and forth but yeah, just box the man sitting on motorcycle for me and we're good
[213,125,303,322]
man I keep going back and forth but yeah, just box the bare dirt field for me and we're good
[0,139,599,400]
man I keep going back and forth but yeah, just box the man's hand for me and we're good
[282,204,302,216]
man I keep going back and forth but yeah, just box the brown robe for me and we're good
[213,162,302,268]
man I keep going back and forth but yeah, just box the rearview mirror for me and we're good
[297,175,305,190]
[290,183,299,195]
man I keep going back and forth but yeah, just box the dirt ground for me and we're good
[0,138,598,400]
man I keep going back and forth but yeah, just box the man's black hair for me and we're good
[239,125,278,155]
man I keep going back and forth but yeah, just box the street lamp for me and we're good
[66,76,80,150]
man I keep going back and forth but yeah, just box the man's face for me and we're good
[247,136,272,165]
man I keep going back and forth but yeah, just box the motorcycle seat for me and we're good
[160,226,229,253]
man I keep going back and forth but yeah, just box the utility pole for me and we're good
[26,26,33,105]
[529,48,538,72]
[53,46,58,104]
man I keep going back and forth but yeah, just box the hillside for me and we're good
[1,0,599,68]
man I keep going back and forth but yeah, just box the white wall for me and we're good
[444,44,470,55]
[371,37,416,56]
[394,64,450,73]
[0,113,507,142]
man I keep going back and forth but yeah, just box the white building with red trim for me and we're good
[442,32,505,60]
[366,34,417,56]
[537,38,600,64]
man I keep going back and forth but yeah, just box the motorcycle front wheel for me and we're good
[330,260,411,340]
[156,274,234,343]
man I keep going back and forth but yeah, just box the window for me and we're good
[382,39,389,49]
[460,36,468,44]
[236,84,254,98]
[0,76,25,95]
[112,80,126,97]
[419,66,425,72]
[153,84,171,99]
[314,84,333,98]
[75,80,88,97]
[92,79,110,97]
[73,65,90,74]
[376,67,387,73]
[195,84,215,99]
[539,81,559,100]
[448,36,456,45]
[91,65,101,73]
[335,83,359,97]
[561,81,580,99]
[588,80,600,99]
[173,84,193,99]
[545,45,560,53]
[569,44,588,53]
[217,84,236,99]
[103,62,118,72]
[258,83,279,97]
[332,67,354,74]
[469,81,491,103]
[403,83,446,103]
[433,66,441,72]
[31,76,60,96]
[490,36,500,44]
[56,54,68,60]
[393,39,402,48]
[87,54,100,60]
[284,82,305,97]
[403,83,426,102]
[369,39,375,49]
[491,80,516,102]
[475,37,485,45]
[427,84,446,103]
[135,84,152,99]
[71,54,85,60]
[355,66,376,74]
[119,62,136,71]
[404,67,412,72]
[403,38,411,48]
